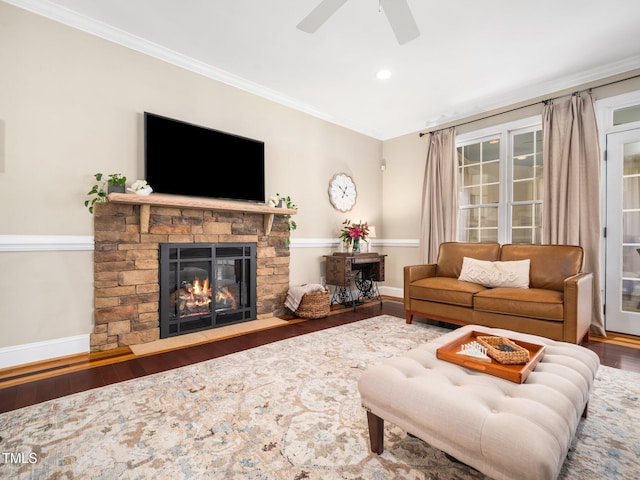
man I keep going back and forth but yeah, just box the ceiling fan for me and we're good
[297,0,420,45]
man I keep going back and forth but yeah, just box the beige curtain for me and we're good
[542,93,605,336]
[419,128,458,263]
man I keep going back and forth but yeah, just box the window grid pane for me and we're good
[457,125,543,244]
[613,105,640,126]
[458,140,501,240]
[510,130,543,244]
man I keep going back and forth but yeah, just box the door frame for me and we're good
[597,91,640,334]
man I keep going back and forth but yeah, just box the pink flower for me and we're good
[339,219,369,243]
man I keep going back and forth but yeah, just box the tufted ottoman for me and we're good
[357,325,599,480]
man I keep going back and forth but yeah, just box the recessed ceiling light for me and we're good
[376,69,392,80]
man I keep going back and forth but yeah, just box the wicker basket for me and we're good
[296,288,330,319]
[476,336,530,365]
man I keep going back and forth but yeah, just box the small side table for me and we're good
[323,252,386,309]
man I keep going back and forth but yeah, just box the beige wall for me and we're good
[2,2,640,355]
[378,132,426,289]
[0,3,382,350]
[378,70,640,290]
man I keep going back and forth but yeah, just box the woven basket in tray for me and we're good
[476,336,530,365]
[296,288,330,319]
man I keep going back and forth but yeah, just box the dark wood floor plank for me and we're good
[18,382,38,407]
[583,341,640,371]
[0,384,17,413]
[67,369,104,394]
[1,300,638,413]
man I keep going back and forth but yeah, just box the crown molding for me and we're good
[418,55,640,134]
[3,0,382,139]
[10,0,638,141]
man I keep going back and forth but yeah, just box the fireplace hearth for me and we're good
[160,243,256,338]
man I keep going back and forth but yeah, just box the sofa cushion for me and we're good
[458,257,530,288]
[410,277,488,307]
[435,242,501,278]
[500,244,583,291]
[473,287,564,321]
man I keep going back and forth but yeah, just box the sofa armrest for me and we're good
[404,264,437,310]
[404,264,437,283]
[563,272,593,344]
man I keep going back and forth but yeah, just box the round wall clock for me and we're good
[328,173,357,212]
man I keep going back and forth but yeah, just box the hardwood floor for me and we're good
[1,300,639,413]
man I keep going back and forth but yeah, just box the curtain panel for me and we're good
[419,128,458,263]
[542,93,605,336]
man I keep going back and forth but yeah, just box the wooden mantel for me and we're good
[107,192,297,235]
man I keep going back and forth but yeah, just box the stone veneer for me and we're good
[90,202,290,352]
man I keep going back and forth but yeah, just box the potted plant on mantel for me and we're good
[84,173,126,214]
[269,193,297,244]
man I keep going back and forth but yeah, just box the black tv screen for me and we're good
[144,112,265,202]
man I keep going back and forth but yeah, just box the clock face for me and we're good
[328,173,357,212]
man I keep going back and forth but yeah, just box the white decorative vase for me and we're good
[127,186,153,196]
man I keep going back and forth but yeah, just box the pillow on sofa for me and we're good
[458,257,530,288]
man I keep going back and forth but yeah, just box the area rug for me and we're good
[1,315,638,479]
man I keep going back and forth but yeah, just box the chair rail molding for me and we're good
[0,235,95,252]
[289,238,418,248]
[0,236,418,252]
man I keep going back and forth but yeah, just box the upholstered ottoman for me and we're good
[358,325,599,480]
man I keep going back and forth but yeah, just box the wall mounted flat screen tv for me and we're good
[144,112,265,203]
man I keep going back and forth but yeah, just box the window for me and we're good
[613,104,640,126]
[457,118,543,244]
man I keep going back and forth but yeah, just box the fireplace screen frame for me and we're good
[159,242,257,338]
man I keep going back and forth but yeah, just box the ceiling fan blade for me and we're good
[380,0,420,45]
[297,0,348,33]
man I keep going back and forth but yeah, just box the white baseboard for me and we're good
[379,286,403,299]
[0,335,90,369]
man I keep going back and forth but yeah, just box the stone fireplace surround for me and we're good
[90,193,294,352]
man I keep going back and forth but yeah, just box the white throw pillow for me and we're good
[458,257,530,288]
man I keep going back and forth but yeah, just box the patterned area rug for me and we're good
[1,315,638,479]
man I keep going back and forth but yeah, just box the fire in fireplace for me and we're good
[159,243,256,338]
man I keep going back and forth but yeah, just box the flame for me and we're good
[177,276,238,314]
[216,287,237,310]
[185,277,212,306]
[189,277,211,305]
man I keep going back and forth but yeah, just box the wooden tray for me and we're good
[436,330,545,383]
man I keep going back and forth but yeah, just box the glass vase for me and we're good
[352,237,361,253]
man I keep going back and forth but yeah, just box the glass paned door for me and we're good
[605,129,640,335]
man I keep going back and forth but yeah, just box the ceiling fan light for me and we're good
[376,69,392,80]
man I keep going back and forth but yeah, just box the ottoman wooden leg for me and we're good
[366,411,384,454]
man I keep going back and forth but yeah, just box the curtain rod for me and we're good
[418,72,640,137]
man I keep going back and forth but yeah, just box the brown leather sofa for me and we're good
[404,242,593,344]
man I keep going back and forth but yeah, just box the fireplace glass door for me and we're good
[160,243,256,338]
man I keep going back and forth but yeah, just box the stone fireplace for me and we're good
[90,194,293,352]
